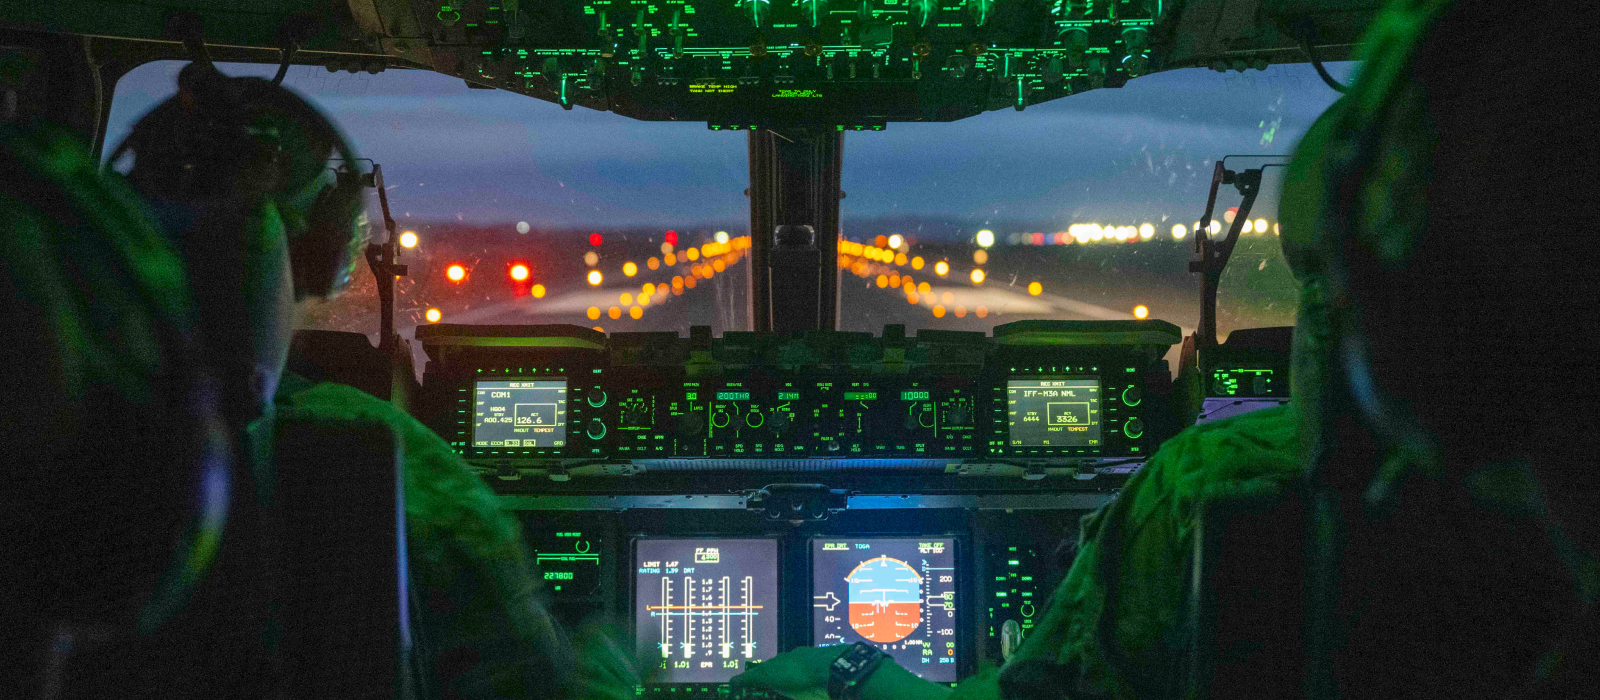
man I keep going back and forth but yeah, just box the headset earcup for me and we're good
[291,171,366,299]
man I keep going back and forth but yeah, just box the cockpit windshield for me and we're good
[107,59,1350,342]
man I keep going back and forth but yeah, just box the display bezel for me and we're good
[806,535,965,684]
[628,536,784,686]
[467,376,569,458]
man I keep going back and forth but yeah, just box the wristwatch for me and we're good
[828,642,888,700]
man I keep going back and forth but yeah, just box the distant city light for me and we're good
[918,281,931,294]
[623,262,638,277]
[629,306,643,319]
[664,252,677,265]
[1133,305,1150,320]
[715,231,730,244]
[907,292,920,304]
[686,248,700,261]
[398,231,418,248]
[516,221,530,234]
[665,230,678,245]
[934,261,950,276]
[1172,224,1188,240]
[648,257,660,270]
[425,308,441,323]
[660,242,674,255]
[1139,223,1154,239]
[1223,208,1237,224]
[876,275,889,288]
[584,251,599,266]
[446,264,466,282]
[509,264,529,281]
[587,306,601,320]
[973,249,988,264]
[1028,281,1043,296]
[894,253,907,265]
[911,256,925,270]
[875,235,888,247]
[588,270,603,285]
[589,233,604,246]
[888,234,903,249]
[970,268,986,284]
[620,292,633,305]
[643,283,656,295]
[976,229,995,248]
[531,284,546,298]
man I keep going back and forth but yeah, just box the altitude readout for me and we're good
[1006,379,1101,447]
[812,538,959,682]
[473,380,566,448]
[635,539,779,684]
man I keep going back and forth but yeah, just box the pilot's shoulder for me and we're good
[1141,405,1300,504]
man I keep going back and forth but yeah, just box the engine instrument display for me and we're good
[812,538,959,682]
[634,539,779,683]
[1006,379,1101,448]
[472,380,567,449]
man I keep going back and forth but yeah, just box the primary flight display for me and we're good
[812,537,959,682]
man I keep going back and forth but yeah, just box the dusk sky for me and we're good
[105,58,1353,233]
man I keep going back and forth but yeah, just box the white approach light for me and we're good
[887,234,903,250]
[975,229,995,248]
[714,231,730,244]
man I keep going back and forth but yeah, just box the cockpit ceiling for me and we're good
[2,0,1376,124]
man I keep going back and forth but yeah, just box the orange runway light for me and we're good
[446,264,466,282]
[425,308,442,323]
[509,264,529,281]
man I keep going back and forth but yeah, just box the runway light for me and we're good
[608,306,621,319]
[686,248,700,261]
[1254,219,1267,234]
[629,306,643,320]
[425,308,441,323]
[876,274,889,288]
[531,284,546,298]
[1133,305,1149,320]
[1223,208,1237,224]
[643,283,656,295]
[584,251,599,266]
[648,257,660,270]
[1172,224,1188,240]
[665,230,678,246]
[587,306,601,320]
[934,260,949,276]
[1209,220,1222,235]
[932,305,946,318]
[715,231,730,244]
[976,306,988,318]
[907,292,920,304]
[973,250,988,264]
[509,264,529,281]
[589,233,604,246]
[918,281,931,294]
[1274,222,1281,235]
[1027,281,1042,296]
[622,262,637,277]
[665,252,677,265]
[1242,219,1255,233]
[515,221,530,234]
[954,306,967,318]
[593,326,604,333]
[446,264,466,282]
[888,234,903,249]
[620,292,633,305]
[1139,223,1154,239]
[976,229,995,248]
[398,231,418,248]
[970,268,985,284]
[875,235,888,247]
[941,292,954,305]
[588,270,603,286]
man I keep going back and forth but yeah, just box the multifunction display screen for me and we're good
[472,380,566,449]
[1006,378,1101,447]
[634,539,779,684]
[811,538,959,682]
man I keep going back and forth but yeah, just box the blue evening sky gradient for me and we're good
[106,59,1353,232]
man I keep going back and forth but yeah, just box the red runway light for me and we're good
[509,263,530,281]
[589,233,604,246]
[446,264,467,282]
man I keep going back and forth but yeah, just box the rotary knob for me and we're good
[710,411,731,429]
[947,406,972,426]
[1123,417,1145,440]
[1121,385,1143,406]
[769,411,792,432]
[745,411,765,428]
[586,388,608,408]
[585,418,607,440]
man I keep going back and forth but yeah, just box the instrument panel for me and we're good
[415,320,1181,468]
